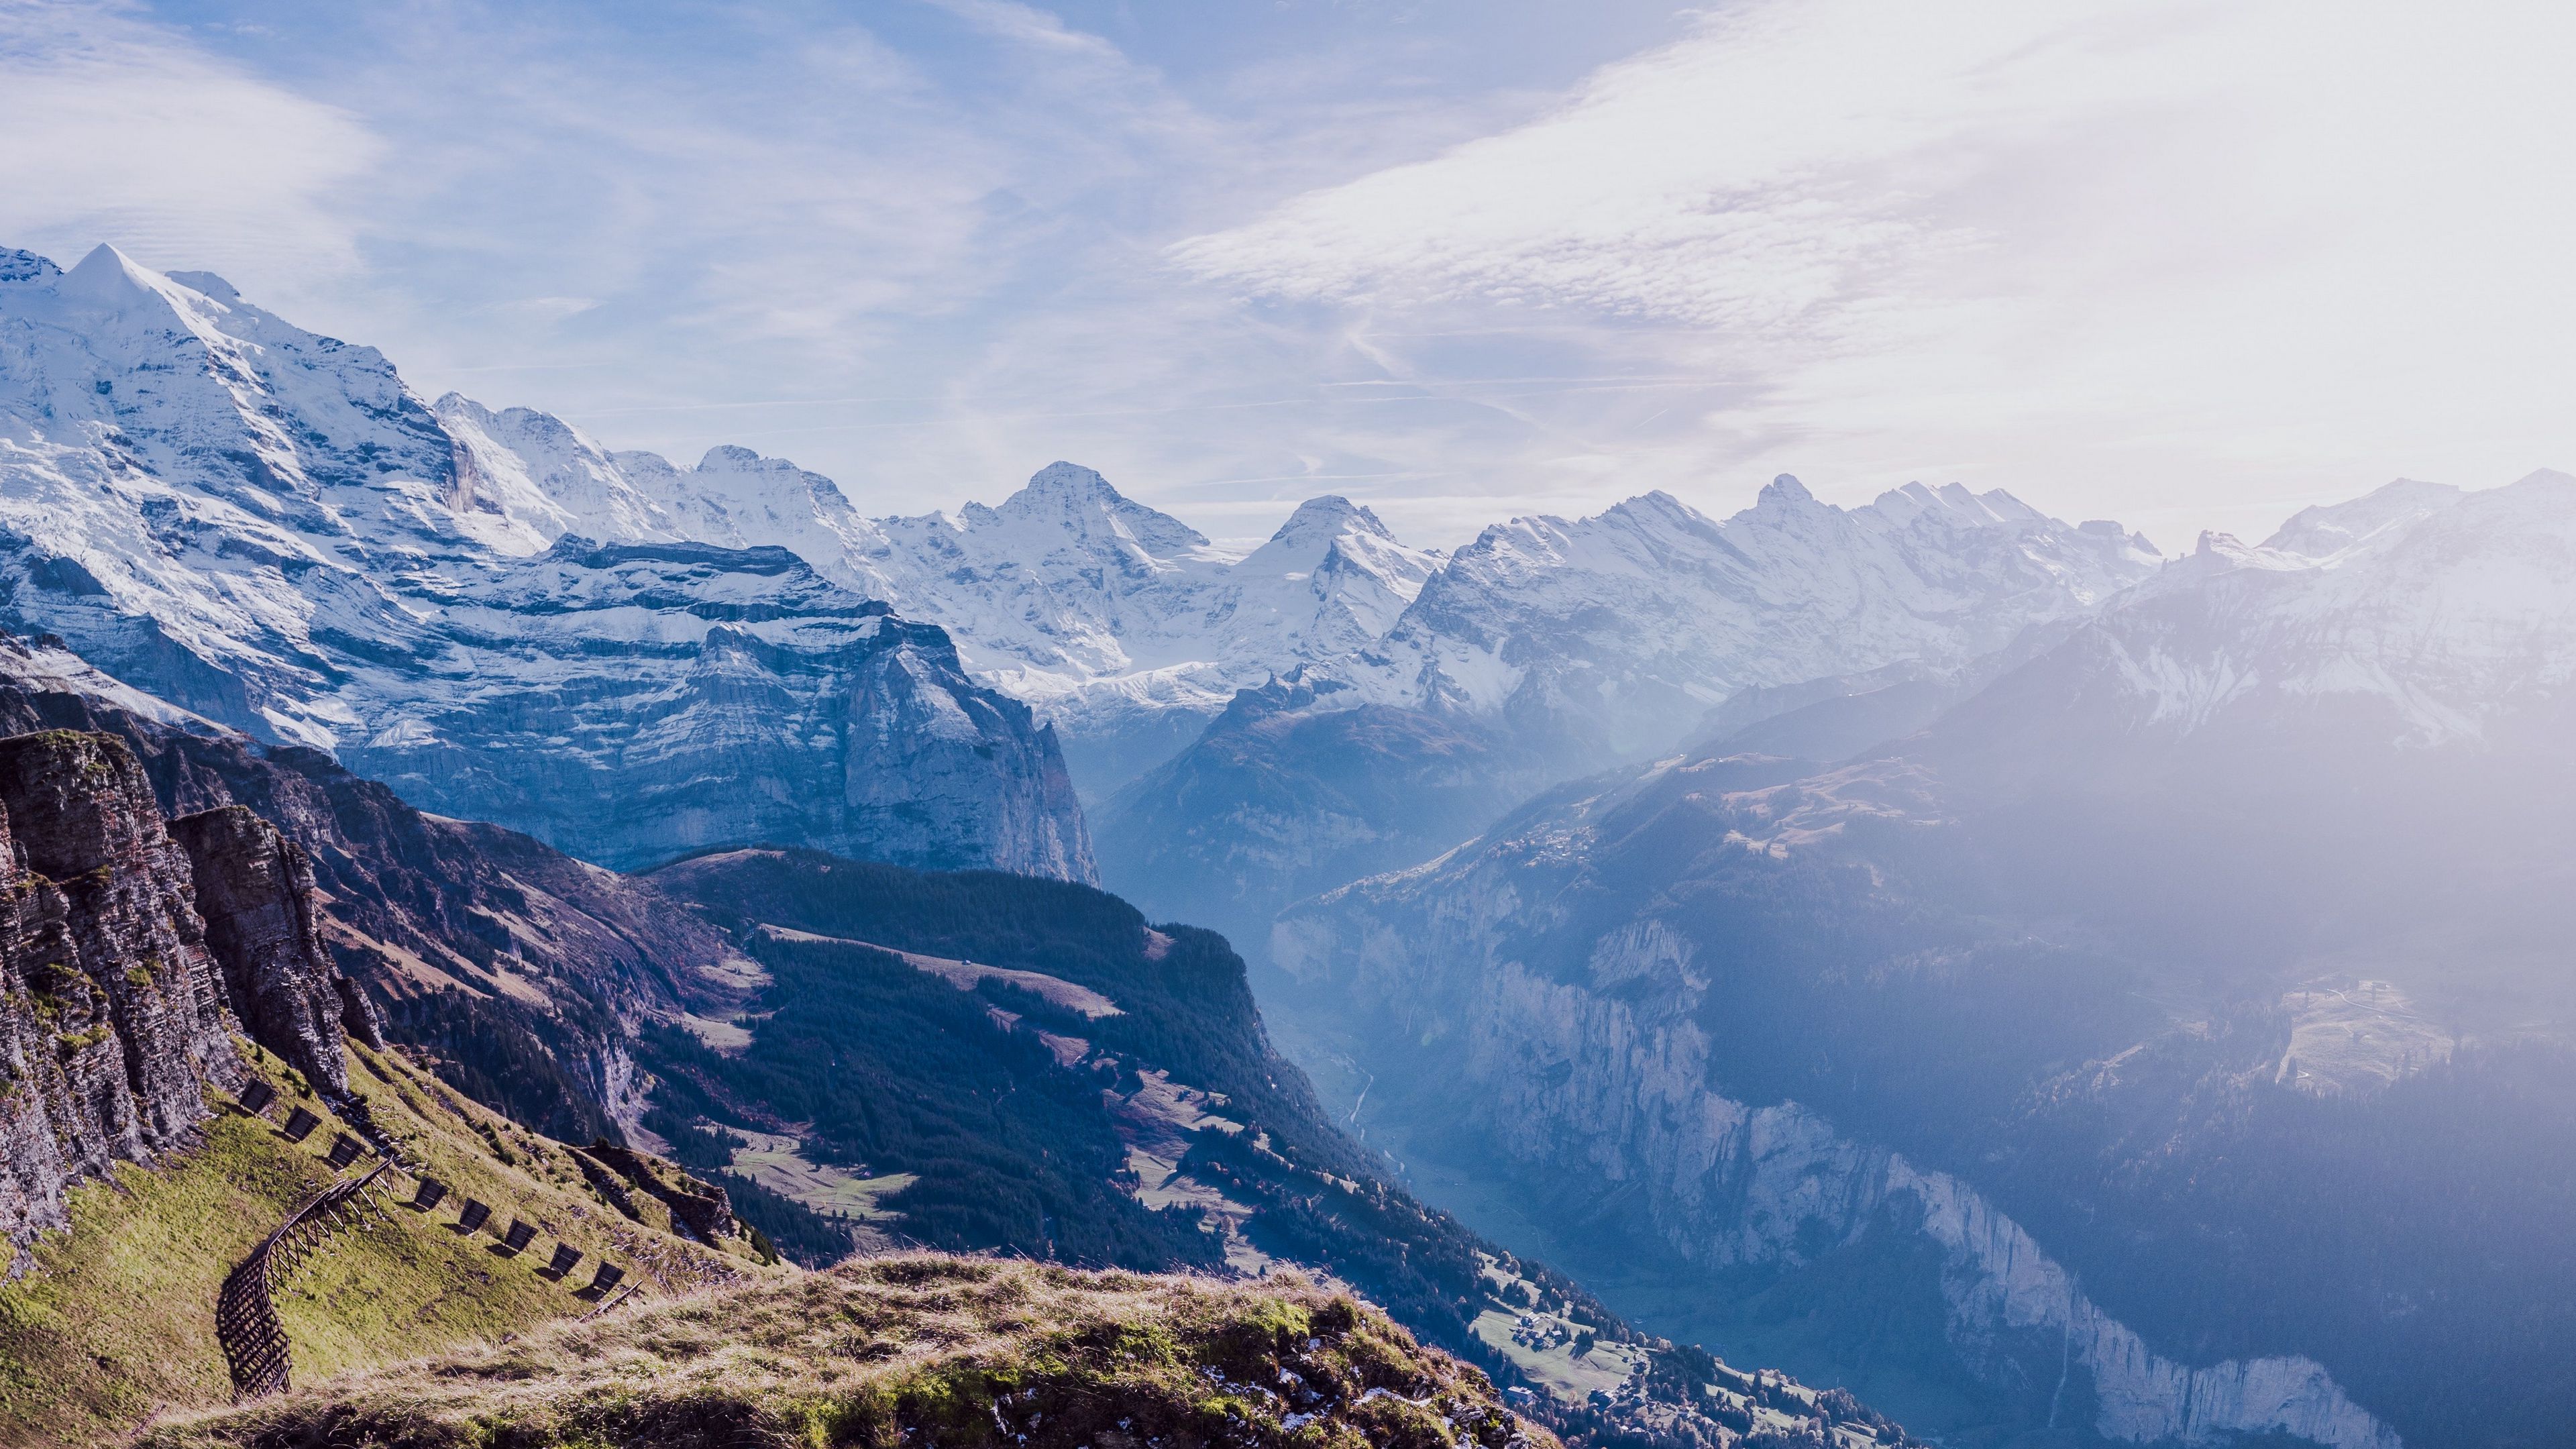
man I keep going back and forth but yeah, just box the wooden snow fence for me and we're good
[215,1163,392,1399]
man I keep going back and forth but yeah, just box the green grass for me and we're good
[0,1040,767,1448]
[143,1254,1548,1449]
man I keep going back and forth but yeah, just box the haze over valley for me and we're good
[1,5,2570,1448]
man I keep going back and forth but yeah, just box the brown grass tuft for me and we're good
[143,1253,1554,1449]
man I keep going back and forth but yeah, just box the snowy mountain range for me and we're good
[436,396,1445,792]
[1942,472,2576,753]
[1326,472,2158,770]
[1087,474,2159,947]
[0,244,1087,877]
[0,240,2166,861]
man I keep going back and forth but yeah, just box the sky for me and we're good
[3,0,2573,553]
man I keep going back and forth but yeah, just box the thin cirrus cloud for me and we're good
[1173,0,2576,547]
[0,1,380,288]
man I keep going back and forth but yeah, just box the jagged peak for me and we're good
[442,395,606,455]
[686,442,844,497]
[1729,473,1841,531]
[1454,489,1717,564]
[1014,460,1126,508]
[979,462,1212,553]
[0,248,62,284]
[1759,473,1815,506]
[1601,489,1719,533]
[1269,494,1394,545]
[60,242,187,313]
[1865,480,2049,531]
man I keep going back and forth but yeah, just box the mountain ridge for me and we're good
[0,244,1091,881]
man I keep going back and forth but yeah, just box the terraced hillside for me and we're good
[0,1038,763,1447]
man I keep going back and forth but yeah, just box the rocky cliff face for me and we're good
[1266,737,2419,1449]
[0,730,243,1260]
[1275,882,2400,1449]
[0,633,786,1261]
[167,805,380,1097]
[330,539,1093,879]
[0,631,758,1146]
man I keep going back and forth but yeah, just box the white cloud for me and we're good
[0,0,381,288]
[1173,0,2576,543]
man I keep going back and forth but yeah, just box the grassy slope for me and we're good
[146,1254,1546,1449]
[0,1039,765,1448]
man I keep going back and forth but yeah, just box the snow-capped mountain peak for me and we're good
[1959,470,2576,752]
[1264,492,1391,547]
[1238,494,1419,578]
[2261,478,2465,564]
[1,243,462,553]
[434,392,672,554]
[1328,476,2165,767]
[400,393,1452,784]
[1752,471,1817,511]
[60,242,183,312]
[965,460,1222,566]
[1,241,2191,812]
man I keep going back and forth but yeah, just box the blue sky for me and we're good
[5,0,2574,550]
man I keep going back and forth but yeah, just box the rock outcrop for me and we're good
[0,730,244,1260]
[168,805,381,1097]
[579,1139,735,1243]
[0,695,718,1265]
[1436,950,2394,1449]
